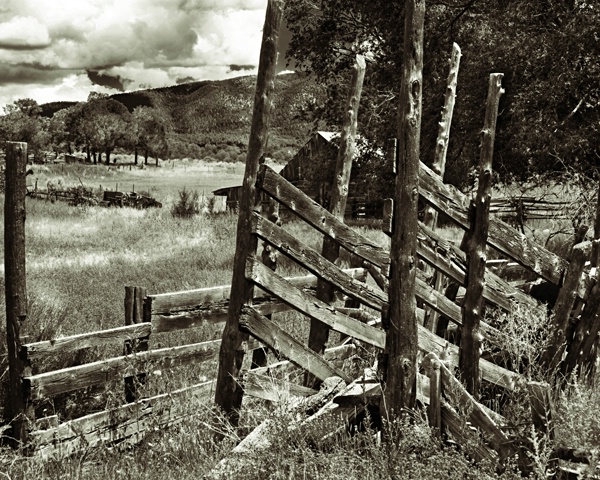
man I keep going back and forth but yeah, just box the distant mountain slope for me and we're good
[42,73,322,160]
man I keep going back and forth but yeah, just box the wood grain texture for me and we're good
[246,256,386,348]
[252,212,386,310]
[240,307,350,383]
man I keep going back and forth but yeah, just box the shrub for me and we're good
[171,188,200,218]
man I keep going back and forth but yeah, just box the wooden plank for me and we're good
[5,141,32,444]
[246,256,386,349]
[243,372,317,402]
[257,164,389,268]
[25,340,221,401]
[240,307,350,383]
[541,241,591,370]
[22,324,152,361]
[419,161,593,299]
[150,268,366,314]
[417,325,517,390]
[248,344,357,378]
[252,212,386,310]
[418,221,540,311]
[439,360,510,452]
[31,380,216,459]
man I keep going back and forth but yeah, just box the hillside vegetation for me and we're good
[28,73,320,165]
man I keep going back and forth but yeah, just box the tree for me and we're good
[284,0,600,187]
[132,106,170,165]
[0,98,50,161]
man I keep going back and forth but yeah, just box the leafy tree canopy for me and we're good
[284,0,600,189]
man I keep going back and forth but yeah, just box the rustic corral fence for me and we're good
[3,0,600,477]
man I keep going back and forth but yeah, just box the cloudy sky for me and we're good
[0,0,291,110]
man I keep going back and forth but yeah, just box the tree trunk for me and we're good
[85,145,91,163]
[105,149,111,165]
[144,150,148,165]
[383,0,425,416]
[134,146,138,165]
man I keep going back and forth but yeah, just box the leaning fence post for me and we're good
[459,73,504,398]
[526,381,554,441]
[124,286,149,402]
[5,141,33,446]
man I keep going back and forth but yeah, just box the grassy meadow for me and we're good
[0,159,599,478]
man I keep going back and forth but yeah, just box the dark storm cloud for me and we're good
[86,69,125,91]
[0,63,71,86]
[228,64,255,72]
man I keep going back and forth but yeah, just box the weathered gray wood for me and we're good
[252,212,386,310]
[417,326,517,390]
[249,344,356,378]
[240,307,350,383]
[592,189,600,267]
[215,0,284,425]
[31,380,216,459]
[439,359,510,452]
[422,42,461,228]
[243,372,317,402]
[422,354,442,435]
[422,43,461,332]
[541,241,591,371]
[460,73,504,397]
[418,221,539,310]
[124,286,149,403]
[418,161,593,300]
[150,269,366,315]
[22,324,152,360]
[384,0,425,414]
[258,165,389,267]
[247,257,385,348]
[563,272,600,376]
[25,340,221,401]
[308,54,367,383]
[5,141,32,445]
[526,381,554,441]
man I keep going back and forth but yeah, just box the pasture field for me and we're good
[0,160,598,478]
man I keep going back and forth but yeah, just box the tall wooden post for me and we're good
[305,54,366,387]
[383,0,425,414]
[124,286,149,403]
[5,142,32,445]
[459,73,504,397]
[215,0,283,426]
[423,43,461,332]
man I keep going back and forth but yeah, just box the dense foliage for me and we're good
[284,0,599,189]
[0,74,318,165]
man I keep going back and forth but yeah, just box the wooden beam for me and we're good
[460,73,504,397]
[4,141,32,445]
[25,340,221,401]
[541,241,591,371]
[257,164,389,268]
[246,256,386,349]
[31,380,216,459]
[150,268,366,315]
[243,372,317,402]
[251,212,386,310]
[418,161,593,299]
[384,0,425,413]
[215,0,284,425]
[240,307,351,383]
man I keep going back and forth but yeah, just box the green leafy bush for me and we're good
[171,188,200,218]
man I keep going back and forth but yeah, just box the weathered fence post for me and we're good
[422,353,442,435]
[215,0,283,426]
[383,0,425,414]
[459,73,504,397]
[526,381,554,440]
[540,241,591,372]
[305,54,366,388]
[124,286,149,402]
[5,141,33,445]
[423,43,461,333]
